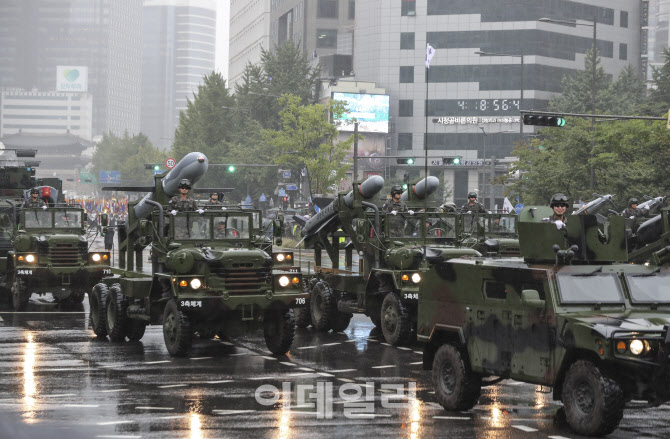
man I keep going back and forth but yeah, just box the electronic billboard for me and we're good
[332,92,390,133]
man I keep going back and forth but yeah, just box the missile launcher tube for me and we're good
[401,176,439,201]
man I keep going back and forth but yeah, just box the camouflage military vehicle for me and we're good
[298,176,480,345]
[459,211,519,256]
[8,204,111,310]
[420,207,670,436]
[89,153,306,356]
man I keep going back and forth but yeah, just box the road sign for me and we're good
[514,203,525,214]
[282,171,291,178]
[278,188,286,197]
[165,158,177,169]
[100,171,121,184]
[286,184,297,191]
[259,193,267,202]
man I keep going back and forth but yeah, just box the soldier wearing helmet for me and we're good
[542,193,570,229]
[382,185,408,214]
[461,191,486,213]
[208,192,222,205]
[24,188,46,207]
[621,198,641,218]
[169,179,197,212]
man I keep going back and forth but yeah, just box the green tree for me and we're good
[91,132,166,186]
[641,47,670,116]
[263,94,354,196]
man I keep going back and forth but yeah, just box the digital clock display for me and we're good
[457,99,520,112]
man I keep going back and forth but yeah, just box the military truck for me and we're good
[8,204,110,310]
[298,176,480,345]
[420,207,670,436]
[89,153,306,356]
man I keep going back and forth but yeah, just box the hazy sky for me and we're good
[216,1,230,82]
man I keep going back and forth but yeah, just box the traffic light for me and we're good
[523,114,566,127]
[442,156,462,165]
[228,165,236,172]
[402,173,409,190]
[396,158,415,165]
[144,164,161,170]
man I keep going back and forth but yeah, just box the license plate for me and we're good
[17,269,33,275]
[180,300,202,308]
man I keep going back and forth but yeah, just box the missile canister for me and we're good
[303,175,384,238]
[134,152,208,220]
[401,176,439,201]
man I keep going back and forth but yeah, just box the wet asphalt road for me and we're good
[0,299,669,439]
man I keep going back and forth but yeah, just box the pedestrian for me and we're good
[461,192,486,213]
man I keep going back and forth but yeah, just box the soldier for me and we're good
[208,192,222,205]
[169,179,198,213]
[382,185,410,214]
[621,198,642,218]
[461,192,486,213]
[24,188,46,208]
[542,193,570,230]
[214,219,227,238]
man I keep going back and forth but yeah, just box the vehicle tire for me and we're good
[106,284,128,342]
[162,299,192,357]
[126,319,147,342]
[562,360,624,436]
[433,344,481,411]
[330,312,353,332]
[11,277,29,311]
[295,283,312,328]
[310,281,336,332]
[264,309,296,355]
[366,296,382,328]
[381,292,413,345]
[89,283,108,337]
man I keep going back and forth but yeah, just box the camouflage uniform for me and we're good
[621,207,641,218]
[208,199,222,205]
[461,201,486,213]
[169,196,197,212]
[24,198,46,208]
[382,199,408,213]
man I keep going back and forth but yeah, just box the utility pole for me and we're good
[353,122,359,182]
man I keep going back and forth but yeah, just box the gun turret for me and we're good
[401,176,439,202]
[133,152,208,221]
[302,175,384,239]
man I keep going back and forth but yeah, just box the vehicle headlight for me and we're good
[91,253,101,262]
[629,339,644,355]
[275,253,285,262]
[25,254,36,263]
[278,276,290,287]
[190,278,202,289]
[411,273,421,283]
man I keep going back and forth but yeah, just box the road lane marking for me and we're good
[43,393,77,398]
[228,353,248,356]
[371,365,395,369]
[206,380,234,384]
[190,357,212,360]
[63,404,99,408]
[158,384,187,388]
[396,347,411,350]
[143,360,171,365]
[212,410,256,415]
[409,361,423,365]
[297,346,317,350]
[96,421,135,426]
[318,372,335,377]
[100,389,129,393]
[347,413,392,418]
[322,342,341,346]
[96,436,142,439]
[548,436,572,439]
[156,415,187,420]
[338,378,356,383]
[220,341,235,346]
[414,351,422,354]
[512,425,538,432]
[433,416,471,420]
[135,406,174,410]
[287,372,313,377]
[344,340,359,343]
[101,364,126,368]
[329,369,357,373]
[261,356,277,360]
[279,362,297,367]
[0,315,3,321]
[299,367,315,371]
[248,376,275,381]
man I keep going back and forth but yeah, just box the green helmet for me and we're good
[550,193,569,207]
[30,188,39,195]
[391,185,403,195]
[178,179,191,189]
[468,192,477,199]
[628,197,639,206]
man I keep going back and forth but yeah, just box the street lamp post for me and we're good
[539,17,597,189]
[475,50,525,142]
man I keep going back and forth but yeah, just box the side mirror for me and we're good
[273,218,283,237]
[521,289,545,308]
[354,218,368,244]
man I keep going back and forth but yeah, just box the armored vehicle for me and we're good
[298,176,479,345]
[89,153,306,356]
[420,208,670,436]
[8,204,110,310]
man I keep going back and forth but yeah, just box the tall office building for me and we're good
[0,0,142,137]
[355,0,641,207]
[142,0,217,150]
[229,0,272,90]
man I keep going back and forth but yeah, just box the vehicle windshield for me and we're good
[24,209,53,228]
[387,213,422,238]
[53,209,82,228]
[425,214,457,239]
[174,214,211,240]
[486,214,516,235]
[556,273,624,304]
[625,273,670,304]
[213,215,250,240]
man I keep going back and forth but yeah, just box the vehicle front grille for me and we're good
[40,243,85,266]
[209,263,272,294]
